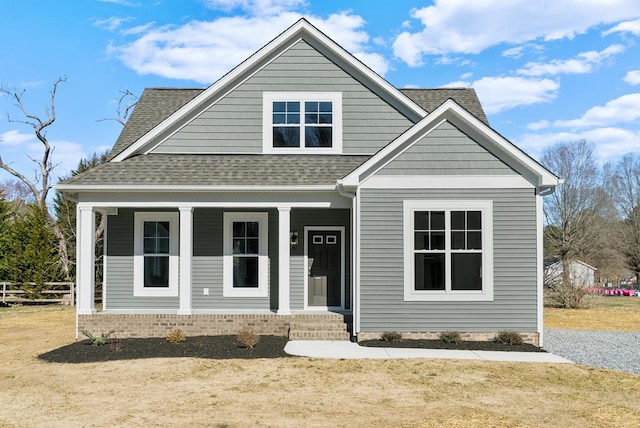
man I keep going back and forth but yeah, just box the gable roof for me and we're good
[110,18,429,163]
[340,99,560,189]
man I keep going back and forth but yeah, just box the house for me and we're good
[544,258,597,288]
[56,19,560,346]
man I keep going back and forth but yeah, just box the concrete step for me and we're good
[288,330,351,340]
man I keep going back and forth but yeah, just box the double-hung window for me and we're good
[133,212,179,297]
[223,212,269,297]
[404,200,493,301]
[263,92,342,153]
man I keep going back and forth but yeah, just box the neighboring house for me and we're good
[544,258,597,288]
[56,19,559,346]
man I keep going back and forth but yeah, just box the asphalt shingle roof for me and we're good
[61,154,370,187]
[400,88,489,125]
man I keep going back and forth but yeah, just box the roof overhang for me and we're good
[54,184,338,193]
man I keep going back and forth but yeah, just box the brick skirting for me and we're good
[357,331,540,346]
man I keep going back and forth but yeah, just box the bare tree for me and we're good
[0,77,71,279]
[542,140,608,307]
[97,90,138,126]
[607,153,640,283]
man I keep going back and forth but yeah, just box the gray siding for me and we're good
[379,121,517,175]
[152,40,413,155]
[290,208,351,310]
[191,208,276,310]
[359,188,538,332]
[105,208,179,310]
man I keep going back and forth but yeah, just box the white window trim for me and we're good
[262,92,342,154]
[133,212,179,297]
[223,212,269,298]
[403,200,494,302]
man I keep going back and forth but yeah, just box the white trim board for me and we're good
[361,175,534,189]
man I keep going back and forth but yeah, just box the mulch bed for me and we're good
[38,335,291,363]
[359,339,545,352]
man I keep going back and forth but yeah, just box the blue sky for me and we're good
[1,0,640,184]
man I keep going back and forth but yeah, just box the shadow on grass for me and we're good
[38,335,291,363]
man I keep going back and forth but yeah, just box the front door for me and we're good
[307,230,341,307]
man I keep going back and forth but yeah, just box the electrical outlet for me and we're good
[203,288,209,296]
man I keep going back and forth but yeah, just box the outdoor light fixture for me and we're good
[290,231,299,247]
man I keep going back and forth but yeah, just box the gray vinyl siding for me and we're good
[379,121,517,175]
[152,40,413,155]
[191,208,276,310]
[359,188,538,332]
[290,208,351,310]
[105,208,179,310]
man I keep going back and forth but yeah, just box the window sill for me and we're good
[404,290,494,302]
[222,287,268,298]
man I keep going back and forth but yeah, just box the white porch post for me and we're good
[178,206,193,315]
[77,205,96,315]
[277,206,291,315]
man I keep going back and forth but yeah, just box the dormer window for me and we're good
[263,92,342,154]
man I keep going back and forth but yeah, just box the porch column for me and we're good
[76,204,96,315]
[277,206,291,315]
[178,206,193,315]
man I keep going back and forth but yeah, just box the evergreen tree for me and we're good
[0,190,12,280]
[2,204,64,297]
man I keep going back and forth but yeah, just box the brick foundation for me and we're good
[78,313,292,338]
[357,331,539,346]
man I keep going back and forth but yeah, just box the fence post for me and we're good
[2,282,5,304]
[70,282,75,307]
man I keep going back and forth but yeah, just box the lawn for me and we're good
[545,295,640,331]
[0,304,639,427]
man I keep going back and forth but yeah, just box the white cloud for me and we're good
[442,76,559,114]
[392,0,640,66]
[624,70,640,85]
[94,16,134,31]
[517,127,640,163]
[460,72,473,79]
[0,130,33,146]
[527,120,550,130]
[203,0,306,15]
[517,44,625,76]
[98,0,137,6]
[554,93,640,128]
[110,12,390,83]
[502,46,524,58]
[603,18,640,35]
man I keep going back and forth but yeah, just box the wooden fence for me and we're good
[0,282,103,306]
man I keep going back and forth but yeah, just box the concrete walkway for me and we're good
[285,340,573,363]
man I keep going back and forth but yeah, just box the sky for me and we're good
[1,0,640,185]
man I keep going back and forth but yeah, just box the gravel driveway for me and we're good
[544,329,640,375]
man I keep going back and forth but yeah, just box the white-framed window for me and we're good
[262,92,342,154]
[133,212,179,297]
[403,200,494,301]
[223,212,269,297]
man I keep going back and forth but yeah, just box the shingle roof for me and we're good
[60,154,370,187]
[400,88,489,125]
[108,88,202,160]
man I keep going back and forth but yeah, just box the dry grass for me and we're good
[1,304,639,427]
[545,295,640,331]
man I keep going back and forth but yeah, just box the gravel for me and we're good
[544,329,640,375]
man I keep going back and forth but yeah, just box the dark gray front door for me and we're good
[308,230,341,307]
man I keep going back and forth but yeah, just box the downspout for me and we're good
[536,184,557,348]
[337,181,358,341]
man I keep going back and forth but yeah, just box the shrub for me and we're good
[167,329,186,344]
[494,331,524,346]
[439,331,461,344]
[380,331,403,343]
[237,328,259,348]
[109,335,123,353]
[82,330,114,346]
